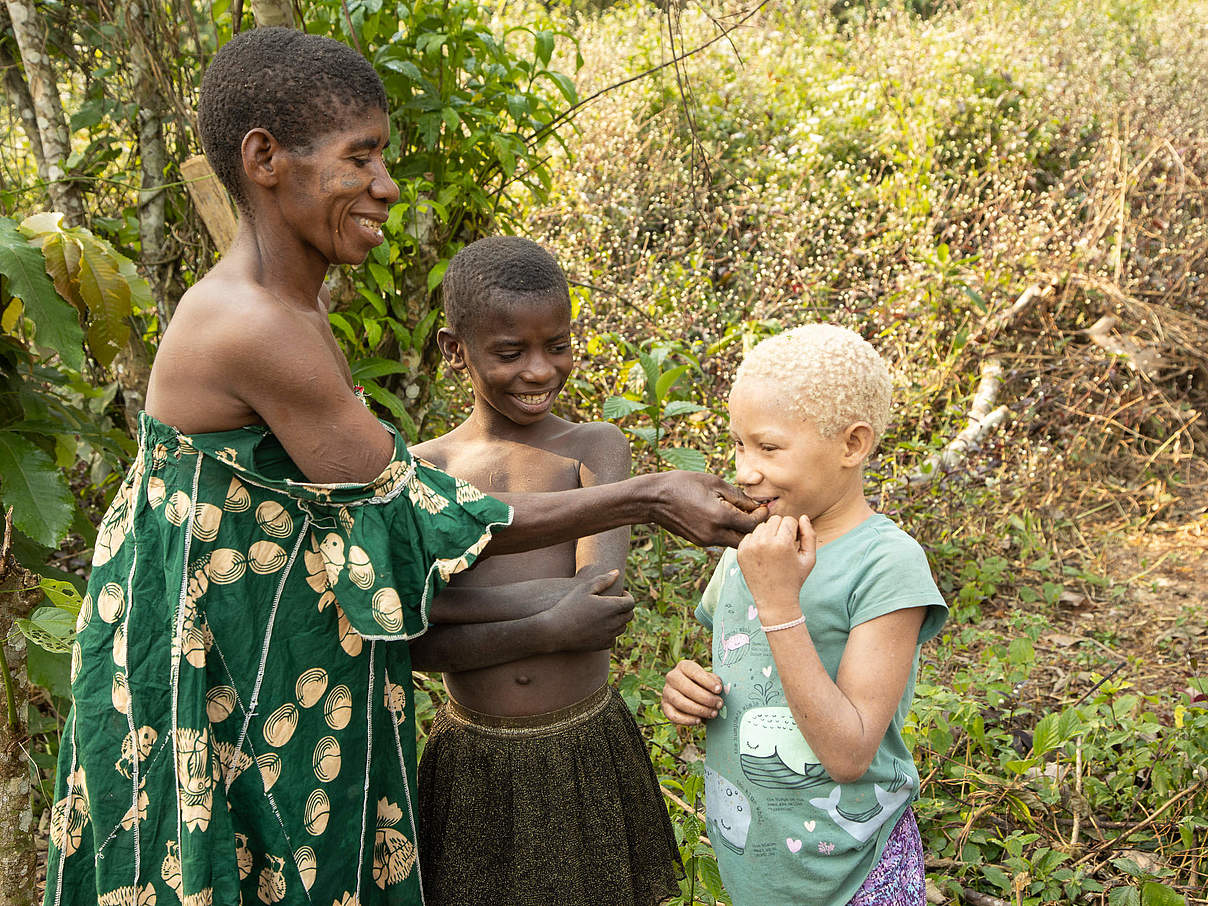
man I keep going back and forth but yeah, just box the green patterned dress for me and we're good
[43,413,512,906]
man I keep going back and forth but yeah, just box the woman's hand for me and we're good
[651,472,766,548]
[661,659,724,726]
[736,514,817,625]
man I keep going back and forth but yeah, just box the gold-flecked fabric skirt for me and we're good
[418,684,683,906]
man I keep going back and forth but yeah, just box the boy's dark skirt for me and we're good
[418,684,684,905]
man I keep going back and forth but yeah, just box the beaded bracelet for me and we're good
[760,615,806,633]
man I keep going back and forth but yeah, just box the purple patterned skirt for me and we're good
[847,807,926,906]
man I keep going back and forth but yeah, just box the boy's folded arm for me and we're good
[427,578,578,624]
[411,573,634,672]
[408,615,554,672]
[574,421,632,594]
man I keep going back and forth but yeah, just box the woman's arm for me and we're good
[737,515,925,784]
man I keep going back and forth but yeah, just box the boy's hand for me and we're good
[654,472,767,548]
[539,569,635,653]
[661,659,724,726]
[736,515,817,625]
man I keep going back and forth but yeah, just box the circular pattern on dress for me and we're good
[263,703,299,747]
[191,503,223,542]
[372,587,404,632]
[296,668,328,709]
[255,501,294,539]
[248,540,288,575]
[324,685,352,731]
[165,491,191,527]
[256,753,281,791]
[304,789,330,835]
[312,736,341,782]
[225,476,251,513]
[97,582,126,623]
[206,686,238,723]
[208,548,247,585]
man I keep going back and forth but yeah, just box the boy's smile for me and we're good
[446,292,573,427]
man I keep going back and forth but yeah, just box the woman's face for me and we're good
[278,106,400,266]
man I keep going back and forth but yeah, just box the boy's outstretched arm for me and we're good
[409,569,633,672]
[661,660,723,725]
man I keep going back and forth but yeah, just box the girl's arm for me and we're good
[738,515,925,784]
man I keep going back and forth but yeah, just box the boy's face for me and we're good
[451,292,573,426]
[728,376,854,521]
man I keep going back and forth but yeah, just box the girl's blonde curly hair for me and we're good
[731,323,892,444]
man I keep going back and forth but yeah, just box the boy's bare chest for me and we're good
[438,441,582,494]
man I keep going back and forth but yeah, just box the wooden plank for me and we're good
[180,154,238,253]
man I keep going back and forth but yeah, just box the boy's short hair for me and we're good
[732,324,892,443]
[199,27,388,212]
[442,236,571,336]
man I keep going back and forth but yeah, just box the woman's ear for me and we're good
[242,127,282,189]
[841,422,875,467]
[436,327,467,371]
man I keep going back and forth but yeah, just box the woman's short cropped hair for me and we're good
[199,27,387,212]
[732,323,892,443]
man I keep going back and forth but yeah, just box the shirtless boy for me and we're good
[409,236,683,906]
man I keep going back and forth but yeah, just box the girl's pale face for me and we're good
[728,377,854,522]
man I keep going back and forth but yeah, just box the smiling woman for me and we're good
[41,26,762,906]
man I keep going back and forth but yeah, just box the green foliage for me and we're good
[0,213,141,546]
[299,0,582,434]
[603,335,708,472]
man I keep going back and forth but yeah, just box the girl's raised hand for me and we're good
[736,514,817,625]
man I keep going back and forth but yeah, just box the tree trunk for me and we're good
[250,0,295,28]
[0,511,41,906]
[121,0,176,326]
[2,0,85,226]
[0,16,47,188]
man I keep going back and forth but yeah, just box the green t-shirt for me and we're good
[44,413,512,906]
[695,514,947,905]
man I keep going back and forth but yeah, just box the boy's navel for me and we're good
[514,674,531,685]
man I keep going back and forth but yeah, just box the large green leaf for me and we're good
[0,217,85,371]
[39,233,85,312]
[661,446,708,472]
[15,605,75,654]
[76,232,131,368]
[663,401,708,418]
[0,431,75,546]
[1141,882,1186,906]
[602,396,648,420]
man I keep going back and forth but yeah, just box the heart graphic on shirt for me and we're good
[803,820,816,833]
[786,838,802,853]
[762,665,773,677]
[747,605,758,621]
